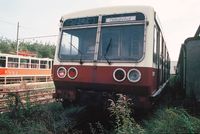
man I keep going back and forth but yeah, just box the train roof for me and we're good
[0,53,52,60]
[62,6,155,20]
[184,25,200,44]
[61,6,166,42]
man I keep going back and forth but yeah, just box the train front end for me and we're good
[53,6,159,108]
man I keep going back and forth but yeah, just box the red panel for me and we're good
[53,65,158,95]
[1,68,51,76]
[0,68,6,75]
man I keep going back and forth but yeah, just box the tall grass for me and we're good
[1,94,200,134]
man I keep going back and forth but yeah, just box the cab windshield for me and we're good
[59,28,97,61]
[59,15,145,62]
[98,24,144,61]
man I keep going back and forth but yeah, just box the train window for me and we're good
[63,16,98,26]
[163,42,166,59]
[153,27,158,64]
[98,24,144,61]
[61,33,79,55]
[8,57,19,68]
[161,37,166,83]
[154,26,161,66]
[31,59,39,68]
[59,28,97,61]
[160,36,163,57]
[165,45,167,63]
[20,58,30,68]
[0,56,6,67]
[48,61,52,69]
[40,60,47,69]
[159,36,163,68]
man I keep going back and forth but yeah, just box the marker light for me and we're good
[113,68,126,82]
[127,69,141,83]
[57,67,67,78]
[68,67,78,79]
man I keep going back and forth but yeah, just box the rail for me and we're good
[0,82,55,112]
[0,76,52,85]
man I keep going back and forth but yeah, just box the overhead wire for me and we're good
[0,19,17,26]
[20,35,58,40]
[0,18,58,41]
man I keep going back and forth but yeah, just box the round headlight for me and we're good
[113,68,126,82]
[127,69,141,83]
[57,67,67,78]
[68,67,78,79]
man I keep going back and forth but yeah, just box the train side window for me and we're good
[8,57,19,68]
[158,34,163,84]
[162,43,166,81]
[20,58,30,68]
[40,60,47,69]
[0,56,6,67]
[163,42,166,60]
[31,59,39,68]
[48,60,52,69]
[153,27,158,64]
[160,36,163,59]
[153,26,161,65]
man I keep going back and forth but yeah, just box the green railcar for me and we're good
[177,25,200,101]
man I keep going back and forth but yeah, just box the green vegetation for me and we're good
[0,38,16,54]
[0,37,55,58]
[108,94,145,134]
[1,93,200,134]
[144,108,200,134]
[0,102,84,134]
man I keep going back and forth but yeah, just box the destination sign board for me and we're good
[63,13,145,27]
[105,16,136,23]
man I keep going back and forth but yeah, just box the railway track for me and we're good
[0,82,55,112]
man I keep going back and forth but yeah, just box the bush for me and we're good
[144,107,200,134]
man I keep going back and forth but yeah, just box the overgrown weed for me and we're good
[1,93,200,134]
[108,94,145,134]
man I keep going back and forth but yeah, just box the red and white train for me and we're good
[0,53,53,85]
[53,6,170,108]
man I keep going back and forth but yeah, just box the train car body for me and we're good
[0,53,53,84]
[53,6,170,108]
[177,25,200,102]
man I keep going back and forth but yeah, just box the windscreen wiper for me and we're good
[69,42,83,64]
[104,38,112,65]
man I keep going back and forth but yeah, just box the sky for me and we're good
[0,0,199,61]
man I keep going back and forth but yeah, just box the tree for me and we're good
[0,37,55,59]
